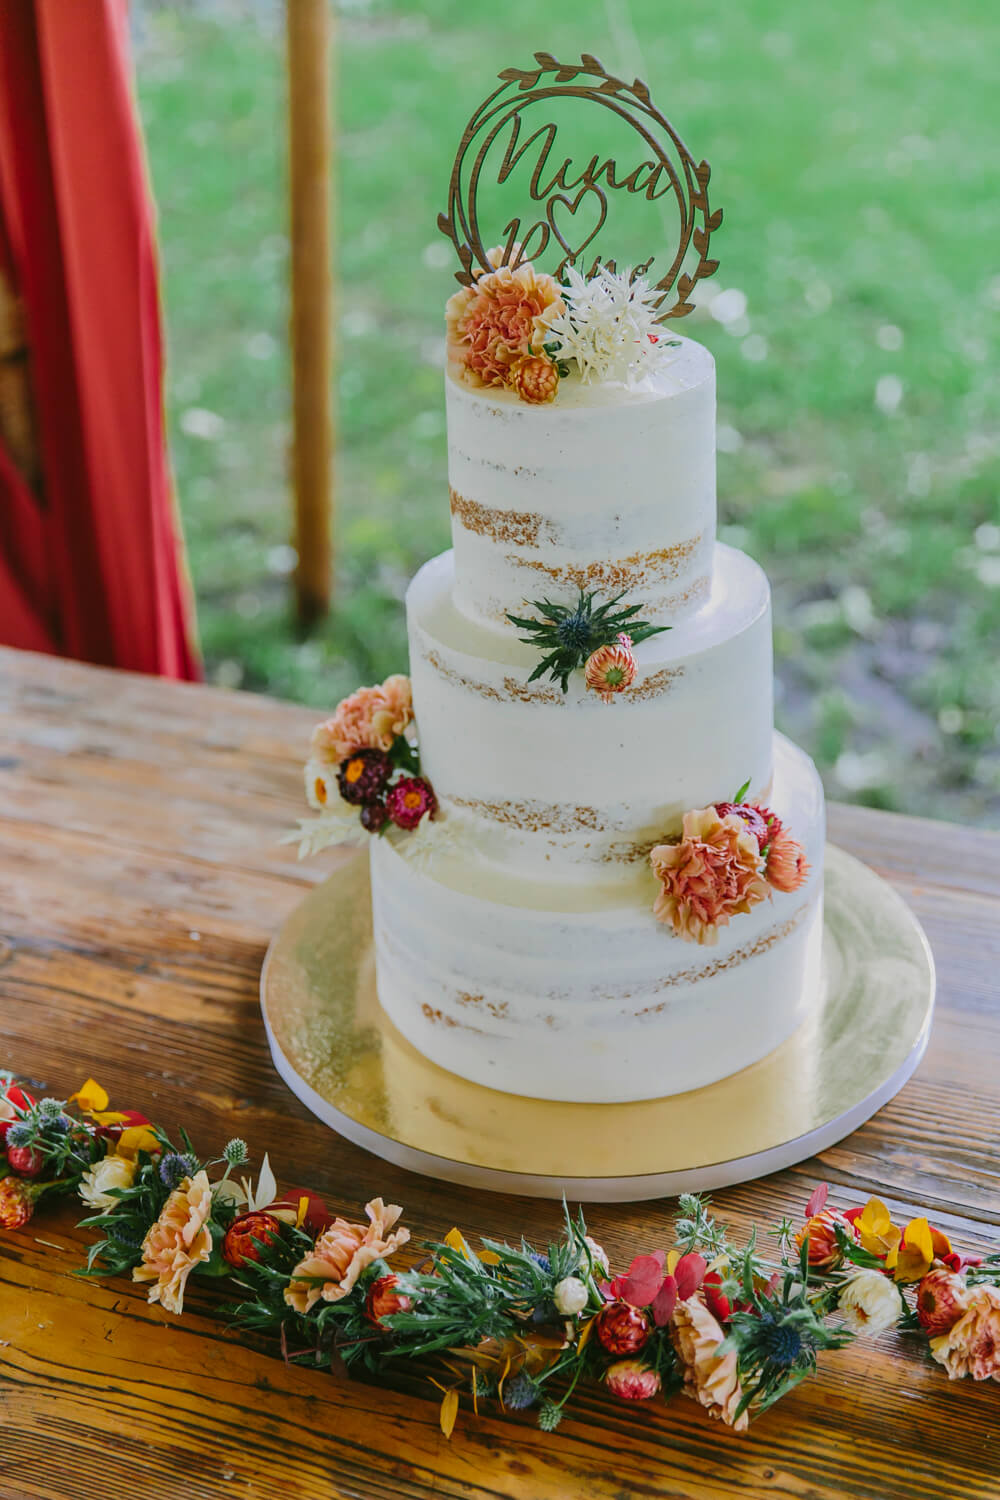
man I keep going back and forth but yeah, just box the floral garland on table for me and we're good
[2,1074,998,1436]
[446,247,681,405]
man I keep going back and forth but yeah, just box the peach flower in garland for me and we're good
[929,1285,1000,1382]
[284,1198,409,1315]
[446,251,565,392]
[670,1291,749,1431]
[650,807,769,945]
[132,1169,213,1315]
[311,676,413,764]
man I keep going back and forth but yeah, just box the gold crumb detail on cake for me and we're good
[506,530,709,593]
[449,488,557,548]
[633,903,812,1011]
[451,794,606,834]
[423,650,566,706]
[455,991,510,1020]
[620,665,685,702]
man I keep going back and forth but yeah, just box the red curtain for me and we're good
[0,0,199,678]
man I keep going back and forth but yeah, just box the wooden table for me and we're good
[1,645,998,1500]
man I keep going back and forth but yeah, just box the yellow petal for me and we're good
[87,1110,130,1126]
[860,1196,892,1238]
[666,1249,681,1275]
[69,1079,110,1113]
[296,1195,309,1229]
[439,1387,459,1440]
[904,1217,934,1264]
[576,1314,597,1353]
[115,1125,160,1160]
[479,1247,501,1266]
[445,1227,471,1259]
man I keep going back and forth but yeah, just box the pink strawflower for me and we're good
[929,1285,1000,1382]
[311,676,413,764]
[285,1198,409,1315]
[916,1268,969,1336]
[650,807,769,944]
[445,250,565,390]
[585,634,637,702]
[0,1175,37,1229]
[765,827,810,892]
[595,1301,650,1356]
[604,1360,662,1402]
[385,776,437,831]
[795,1207,858,1270]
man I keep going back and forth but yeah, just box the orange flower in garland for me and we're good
[795,1207,859,1270]
[284,1198,410,1315]
[445,249,565,394]
[929,1286,1000,1382]
[670,1291,749,1431]
[509,352,560,404]
[650,807,769,944]
[132,1170,213,1315]
[585,633,638,702]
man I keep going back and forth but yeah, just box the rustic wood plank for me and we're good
[1,645,998,1500]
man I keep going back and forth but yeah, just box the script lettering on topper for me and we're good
[438,51,722,320]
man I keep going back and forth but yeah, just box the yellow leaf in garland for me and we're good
[443,1226,500,1265]
[439,1386,459,1440]
[666,1248,681,1275]
[87,1111,130,1126]
[888,1217,941,1283]
[854,1196,903,1259]
[115,1125,161,1160]
[69,1079,109,1113]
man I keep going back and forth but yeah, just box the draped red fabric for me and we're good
[0,0,200,678]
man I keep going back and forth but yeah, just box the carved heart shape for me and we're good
[545,185,608,270]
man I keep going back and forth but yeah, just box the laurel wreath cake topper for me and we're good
[438,51,722,320]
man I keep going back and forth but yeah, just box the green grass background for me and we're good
[134,0,1000,824]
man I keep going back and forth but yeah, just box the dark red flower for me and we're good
[222,1211,281,1269]
[337,748,391,806]
[596,1301,650,1356]
[749,803,784,846]
[6,1144,44,1178]
[270,1189,335,1238]
[713,802,768,846]
[365,1273,412,1328]
[385,776,437,830]
[360,801,389,833]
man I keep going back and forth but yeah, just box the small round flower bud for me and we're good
[536,1399,563,1432]
[224,1138,249,1167]
[552,1276,588,1317]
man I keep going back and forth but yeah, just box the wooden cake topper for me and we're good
[438,52,722,320]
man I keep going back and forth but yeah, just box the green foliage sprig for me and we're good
[506,588,669,692]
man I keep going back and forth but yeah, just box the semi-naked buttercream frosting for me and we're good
[365,310,826,1104]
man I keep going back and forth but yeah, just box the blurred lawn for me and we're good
[134,0,1000,825]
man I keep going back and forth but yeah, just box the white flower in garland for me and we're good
[541,266,680,388]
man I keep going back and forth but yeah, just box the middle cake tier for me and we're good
[408,542,774,884]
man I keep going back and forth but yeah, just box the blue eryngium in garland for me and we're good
[506,588,669,692]
[2,1072,999,1437]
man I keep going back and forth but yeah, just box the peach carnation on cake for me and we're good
[446,250,565,392]
[670,1291,749,1430]
[132,1169,213,1315]
[311,677,413,763]
[650,807,769,944]
[929,1285,1000,1382]
[285,1198,409,1314]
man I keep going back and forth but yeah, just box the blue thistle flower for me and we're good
[223,1137,249,1167]
[36,1098,65,1120]
[528,1251,551,1274]
[755,1313,804,1369]
[537,1400,563,1432]
[555,608,593,654]
[48,1114,73,1135]
[159,1152,197,1190]
[503,1372,539,1411]
[6,1120,33,1147]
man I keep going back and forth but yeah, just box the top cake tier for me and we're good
[446,334,716,638]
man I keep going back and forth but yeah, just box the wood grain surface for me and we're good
[1,645,997,1500]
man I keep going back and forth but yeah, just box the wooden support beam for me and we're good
[286,0,333,627]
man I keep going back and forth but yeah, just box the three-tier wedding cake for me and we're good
[294,64,825,1107]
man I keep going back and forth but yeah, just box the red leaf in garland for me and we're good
[674,1252,707,1300]
[805,1183,829,1218]
[702,1270,731,1323]
[650,1274,677,1326]
[619,1251,667,1306]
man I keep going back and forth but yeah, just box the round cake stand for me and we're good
[260,844,934,1202]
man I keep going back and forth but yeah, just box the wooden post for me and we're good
[286,0,333,627]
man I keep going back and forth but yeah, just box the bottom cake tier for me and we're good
[369,733,825,1103]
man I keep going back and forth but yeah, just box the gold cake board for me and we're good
[260,844,934,1202]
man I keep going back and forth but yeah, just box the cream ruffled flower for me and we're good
[78,1152,137,1211]
[133,1170,213,1315]
[446,250,564,391]
[930,1285,1000,1382]
[670,1292,749,1430]
[284,1198,409,1315]
[650,807,769,944]
[837,1268,904,1336]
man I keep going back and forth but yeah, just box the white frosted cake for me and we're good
[299,253,824,1106]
